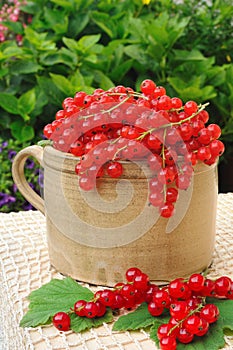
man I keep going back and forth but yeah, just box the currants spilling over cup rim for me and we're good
[42,79,224,219]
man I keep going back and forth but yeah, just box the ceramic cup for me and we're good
[12,145,218,286]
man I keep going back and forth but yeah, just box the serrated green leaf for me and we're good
[20,277,94,328]
[113,303,164,331]
[207,298,233,331]
[0,93,19,114]
[175,321,225,350]
[70,308,113,333]
[150,299,233,350]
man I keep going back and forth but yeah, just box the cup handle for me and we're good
[12,145,45,215]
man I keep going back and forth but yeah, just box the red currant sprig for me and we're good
[43,79,225,220]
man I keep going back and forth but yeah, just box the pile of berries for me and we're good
[43,79,225,218]
[52,267,233,350]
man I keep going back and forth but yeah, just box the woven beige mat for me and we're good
[0,193,233,350]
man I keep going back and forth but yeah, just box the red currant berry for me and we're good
[168,278,187,299]
[106,161,123,178]
[207,124,221,139]
[171,97,183,109]
[98,289,116,307]
[125,267,142,282]
[133,272,149,291]
[177,327,194,343]
[157,323,177,340]
[74,300,87,316]
[170,301,189,320]
[95,301,107,317]
[152,290,171,308]
[199,304,219,323]
[79,175,95,191]
[159,336,177,350]
[84,301,98,318]
[166,187,178,203]
[184,315,202,334]
[188,273,205,292]
[52,312,71,331]
[209,140,225,157]
[184,101,198,116]
[111,293,126,309]
[148,301,164,316]
[214,276,232,296]
[159,202,175,218]
[196,317,209,336]
[140,79,156,95]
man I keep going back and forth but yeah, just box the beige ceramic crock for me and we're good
[12,145,218,286]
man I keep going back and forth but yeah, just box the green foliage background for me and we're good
[0,0,233,210]
[1,0,233,144]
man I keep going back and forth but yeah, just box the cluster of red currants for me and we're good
[52,267,233,350]
[43,79,225,218]
[148,272,233,349]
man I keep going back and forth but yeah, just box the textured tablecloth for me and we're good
[0,193,233,350]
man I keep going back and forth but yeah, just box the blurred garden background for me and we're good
[0,0,233,212]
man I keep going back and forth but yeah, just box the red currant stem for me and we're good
[106,91,149,100]
[161,128,167,202]
[37,140,53,147]
[161,128,167,169]
[80,95,132,121]
[167,298,206,336]
[104,95,132,113]
[137,102,210,141]
[112,145,128,160]
[170,102,210,127]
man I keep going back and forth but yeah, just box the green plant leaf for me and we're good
[93,70,114,90]
[50,73,75,96]
[10,61,42,75]
[18,89,36,118]
[207,298,233,331]
[91,11,116,38]
[113,303,167,331]
[70,308,113,333]
[0,93,19,114]
[10,120,34,142]
[1,20,24,35]
[78,34,101,51]
[150,320,226,350]
[20,277,94,328]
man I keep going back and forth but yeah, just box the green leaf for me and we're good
[50,0,74,9]
[91,11,116,38]
[10,61,42,75]
[110,59,133,82]
[50,73,75,96]
[20,277,94,328]
[208,298,233,332]
[68,13,89,37]
[36,76,66,105]
[70,308,113,333]
[18,89,36,118]
[150,319,226,350]
[113,303,162,331]
[1,20,24,35]
[0,93,19,114]
[93,70,114,90]
[78,34,101,51]
[10,120,34,142]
